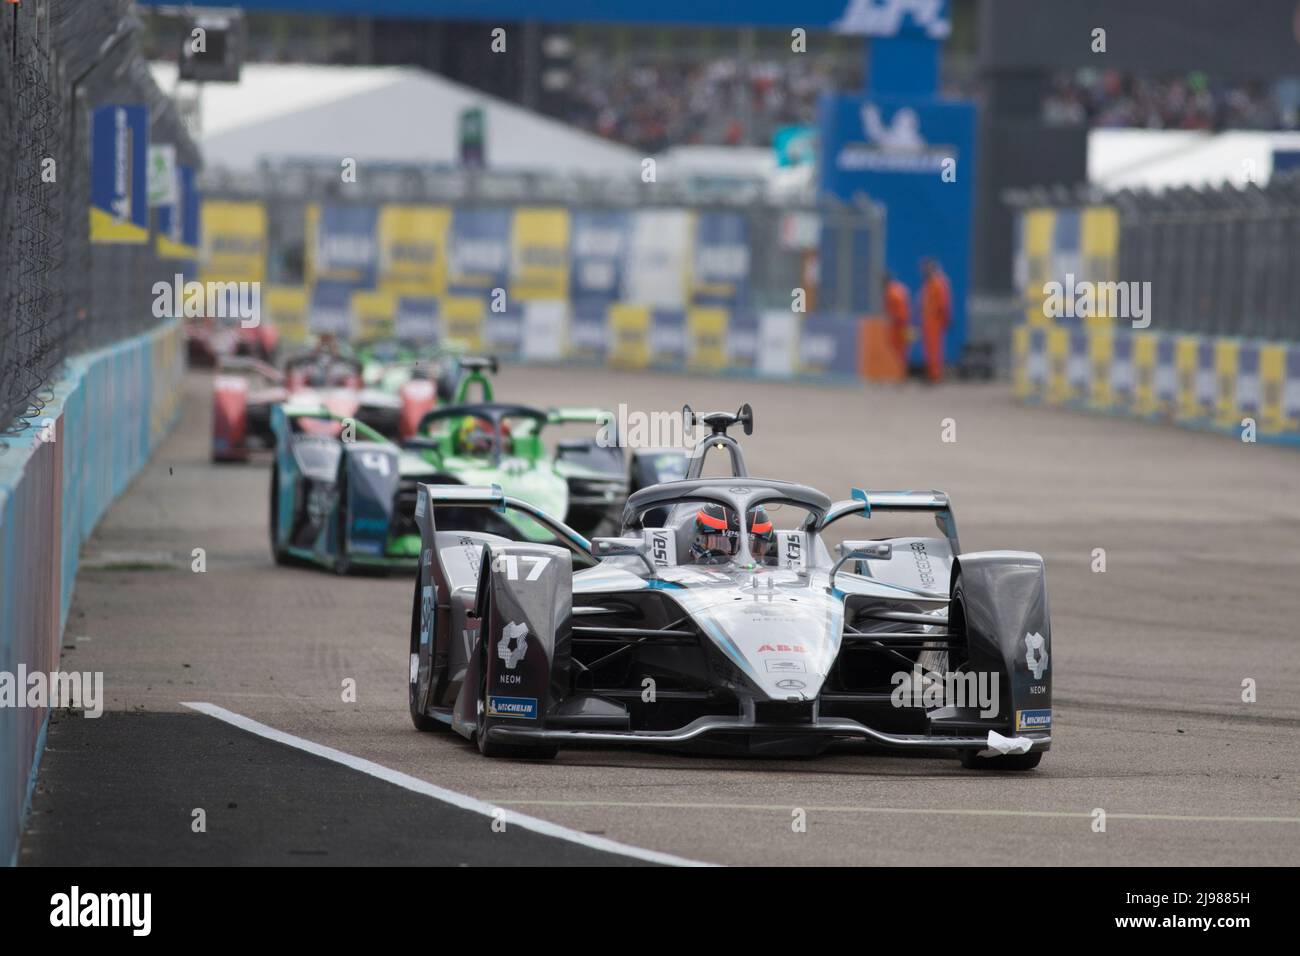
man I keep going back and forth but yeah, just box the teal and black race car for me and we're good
[269,399,442,574]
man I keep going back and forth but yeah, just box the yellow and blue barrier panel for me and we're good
[1014,324,1300,445]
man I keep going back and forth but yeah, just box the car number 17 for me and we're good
[493,555,550,582]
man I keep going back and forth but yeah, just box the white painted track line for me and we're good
[181,702,716,867]
[492,799,1300,825]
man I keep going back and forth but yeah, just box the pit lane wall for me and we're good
[0,320,183,865]
[1012,324,1300,445]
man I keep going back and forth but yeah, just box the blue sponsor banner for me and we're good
[799,316,860,377]
[1050,206,1081,307]
[649,308,686,367]
[1195,338,1216,419]
[692,212,751,309]
[315,204,379,286]
[569,210,628,311]
[818,93,976,363]
[1067,328,1089,400]
[1237,342,1260,416]
[1155,334,1177,408]
[182,166,200,249]
[309,280,355,337]
[1110,333,1134,406]
[1287,347,1300,422]
[448,207,512,296]
[90,104,149,243]
[569,302,608,360]
[396,296,439,343]
[727,309,760,369]
[156,164,200,259]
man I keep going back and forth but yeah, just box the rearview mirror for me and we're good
[837,540,893,561]
[829,540,892,590]
[591,536,656,576]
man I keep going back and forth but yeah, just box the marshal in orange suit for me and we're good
[919,258,951,383]
[882,271,912,371]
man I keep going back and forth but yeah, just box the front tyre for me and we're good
[408,574,441,732]
[333,468,352,575]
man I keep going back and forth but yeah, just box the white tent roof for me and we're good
[1089,128,1300,191]
[151,62,640,175]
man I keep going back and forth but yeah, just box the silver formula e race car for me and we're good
[406,409,1052,770]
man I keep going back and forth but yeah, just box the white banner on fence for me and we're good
[522,300,568,361]
[623,210,691,309]
[758,310,798,377]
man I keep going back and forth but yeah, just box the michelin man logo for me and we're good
[862,104,925,150]
[498,620,528,670]
[1025,632,1049,680]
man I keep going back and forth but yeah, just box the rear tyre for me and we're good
[333,468,352,576]
[269,464,292,566]
[408,574,441,732]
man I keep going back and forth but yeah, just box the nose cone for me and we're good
[699,593,844,701]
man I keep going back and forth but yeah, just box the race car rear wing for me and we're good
[547,406,613,426]
[821,488,960,552]
[416,483,592,556]
[216,354,283,383]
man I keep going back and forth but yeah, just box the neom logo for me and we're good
[49,886,151,936]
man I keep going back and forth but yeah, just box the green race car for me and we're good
[405,359,687,541]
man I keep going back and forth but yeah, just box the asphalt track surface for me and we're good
[20,367,1300,866]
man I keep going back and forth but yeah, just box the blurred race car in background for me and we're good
[404,358,687,539]
[406,408,1053,770]
[186,316,279,368]
[212,350,410,462]
[355,339,466,440]
[268,401,442,573]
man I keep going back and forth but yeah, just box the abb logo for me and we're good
[757,643,807,654]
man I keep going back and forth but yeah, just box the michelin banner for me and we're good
[624,210,692,309]
[156,164,199,261]
[692,212,751,309]
[448,207,512,297]
[310,203,380,287]
[89,104,149,244]
[510,208,569,302]
[1014,324,1300,445]
[570,210,629,311]
[378,204,451,296]
[818,94,975,363]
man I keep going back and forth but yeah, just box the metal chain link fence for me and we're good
[1006,172,1300,344]
[1,0,199,439]
[1113,172,1300,341]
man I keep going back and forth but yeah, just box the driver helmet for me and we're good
[690,503,774,565]
[455,416,495,456]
